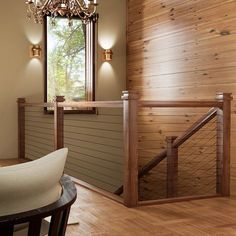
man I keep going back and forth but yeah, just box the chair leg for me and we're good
[48,211,62,236]
[0,225,14,236]
[58,208,71,236]
[28,219,42,236]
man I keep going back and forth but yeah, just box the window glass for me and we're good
[45,16,95,113]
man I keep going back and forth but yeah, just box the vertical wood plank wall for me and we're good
[127,0,236,195]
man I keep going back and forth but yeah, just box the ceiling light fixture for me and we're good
[25,0,98,25]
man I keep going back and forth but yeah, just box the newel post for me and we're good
[122,91,139,207]
[17,98,26,159]
[216,92,232,196]
[166,136,178,198]
[54,96,65,150]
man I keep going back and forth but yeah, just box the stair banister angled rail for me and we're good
[17,91,232,207]
[114,107,219,196]
[139,107,218,177]
[115,92,231,198]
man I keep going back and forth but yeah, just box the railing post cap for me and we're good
[17,98,26,103]
[216,92,233,101]
[55,96,65,102]
[121,91,139,100]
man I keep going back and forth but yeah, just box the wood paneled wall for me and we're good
[24,107,124,193]
[127,0,236,195]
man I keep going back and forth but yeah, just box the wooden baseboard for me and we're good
[69,177,222,208]
[138,194,221,206]
[71,177,124,205]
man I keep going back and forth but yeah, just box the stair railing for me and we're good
[17,91,232,208]
[116,92,232,207]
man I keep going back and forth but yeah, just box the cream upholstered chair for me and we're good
[0,148,72,236]
[0,177,77,236]
[0,148,75,236]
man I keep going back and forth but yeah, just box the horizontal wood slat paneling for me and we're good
[24,107,124,193]
[128,0,236,198]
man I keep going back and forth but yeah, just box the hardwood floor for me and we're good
[2,158,235,235]
[67,185,236,236]
[0,158,31,167]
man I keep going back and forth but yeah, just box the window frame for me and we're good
[43,15,97,114]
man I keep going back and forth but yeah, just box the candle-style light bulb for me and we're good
[25,0,98,24]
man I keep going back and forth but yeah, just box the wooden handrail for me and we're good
[114,149,167,196]
[173,107,218,147]
[115,107,218,196]
[139,150,167,179]
[18,93,230,203]
[20,101,123,108]
[58,101,123,108]
[20,100,222,109]
[20,102,54,108]
[139,107,218,177]
[140,101,223,108]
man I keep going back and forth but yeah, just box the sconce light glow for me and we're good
[26,58,42,77]
[25,25,42,45]
[27,35,41,45]
[99,35,116,50]
[100,61,114,77]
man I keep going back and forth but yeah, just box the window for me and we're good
[44,16,96,113]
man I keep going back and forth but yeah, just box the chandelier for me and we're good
[25,0,98,24]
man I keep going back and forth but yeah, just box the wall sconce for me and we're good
[30,44,42,58]
[103,49,113,61]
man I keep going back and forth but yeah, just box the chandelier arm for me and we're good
[74,0,89,12]
[42,0,51,8]
[77,5,97,18]
[27,2,35,14]
[42,0,52,15]
[78,14,87,21]
[27,6,32,14]
[26,0,98,24]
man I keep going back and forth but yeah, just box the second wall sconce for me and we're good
[103,49,113,61]
[30,45,42,58]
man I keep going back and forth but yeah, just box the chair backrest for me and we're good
[0,175,77,236]
[0,148,68,217]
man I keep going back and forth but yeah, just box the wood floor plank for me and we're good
[66,184,236,235]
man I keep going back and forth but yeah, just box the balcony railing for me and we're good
[17,91,232,207]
